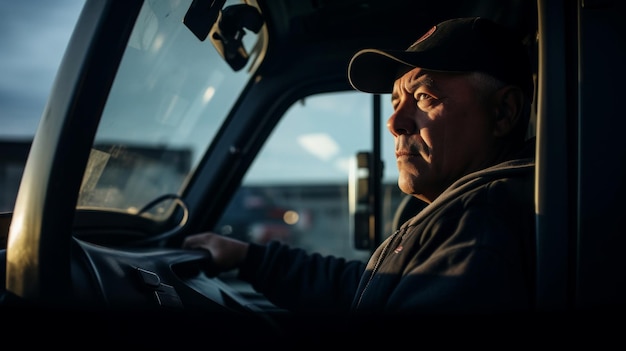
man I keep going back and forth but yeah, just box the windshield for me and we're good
[77,0,261,218]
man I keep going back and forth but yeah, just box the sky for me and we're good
[0,0,399,184]
[0,0,85,140]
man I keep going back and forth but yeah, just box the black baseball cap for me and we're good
[348,17,534,102]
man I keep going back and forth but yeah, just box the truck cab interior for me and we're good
[1,0,625,343]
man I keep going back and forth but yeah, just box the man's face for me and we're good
[389,68,498,203]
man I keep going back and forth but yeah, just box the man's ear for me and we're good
[493,86,524,137]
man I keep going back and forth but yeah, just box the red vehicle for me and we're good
[215,187,295,244]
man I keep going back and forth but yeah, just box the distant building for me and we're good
[1,141,407,259]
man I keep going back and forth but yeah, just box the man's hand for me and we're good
[182,232,250,273]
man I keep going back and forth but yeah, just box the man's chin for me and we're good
[397,176,419,196]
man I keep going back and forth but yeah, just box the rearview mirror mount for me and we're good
[183,0,226,41]
[209,4,264,71]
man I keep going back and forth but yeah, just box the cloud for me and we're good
[297,133,339,161]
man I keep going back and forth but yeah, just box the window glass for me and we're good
[76,0,258,218]
[216,91,404,261]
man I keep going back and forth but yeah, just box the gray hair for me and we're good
[468,71,534,142]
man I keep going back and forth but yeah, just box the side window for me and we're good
[216,91,404,262]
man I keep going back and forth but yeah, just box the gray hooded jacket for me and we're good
[239,139,535,315]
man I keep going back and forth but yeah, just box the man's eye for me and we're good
[416,93,438,109]
[416,93,433,101]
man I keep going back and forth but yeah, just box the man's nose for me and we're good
[387,103,416,137]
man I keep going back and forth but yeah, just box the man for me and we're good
[183,17,536,315]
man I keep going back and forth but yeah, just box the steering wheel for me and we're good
[7,237,287,341]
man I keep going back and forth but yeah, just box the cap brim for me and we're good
[348,49,416,94]
[348,48,458,94]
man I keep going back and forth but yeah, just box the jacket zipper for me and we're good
[354,228,404,309]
